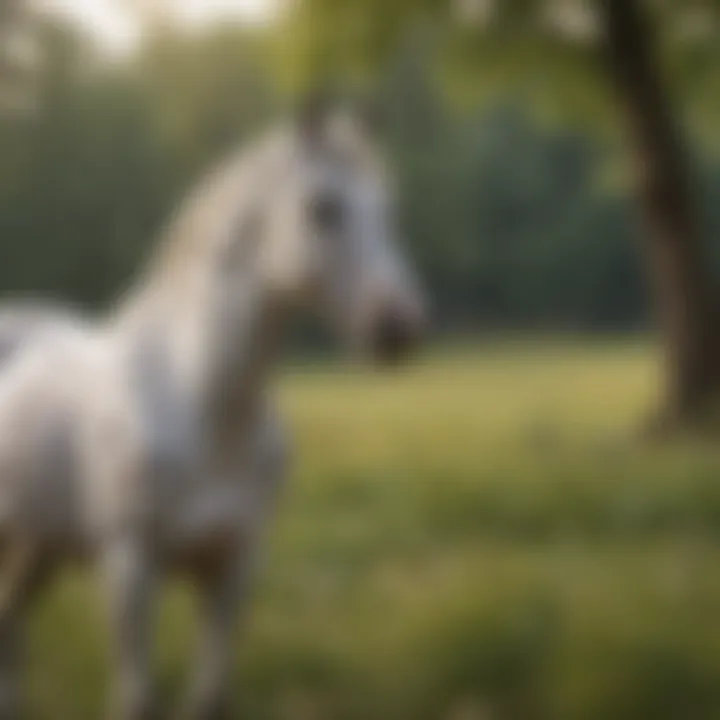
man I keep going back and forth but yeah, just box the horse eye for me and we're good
[310,194,344,233]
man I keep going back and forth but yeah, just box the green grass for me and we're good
[26,341,720,719]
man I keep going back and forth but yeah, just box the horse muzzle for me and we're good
[369,301,426,366]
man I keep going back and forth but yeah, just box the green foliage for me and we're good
[0,19,652,329]
[4,14,720,328]
[0,20,278,307]
[281,0,720,121]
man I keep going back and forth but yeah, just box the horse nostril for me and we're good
[372,310,421,364]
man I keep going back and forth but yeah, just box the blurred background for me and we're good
[5,1,720,718]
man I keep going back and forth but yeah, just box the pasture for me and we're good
[26,341,720,719]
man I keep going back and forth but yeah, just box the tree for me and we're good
[600,0,718,427]
[279,0,720,429]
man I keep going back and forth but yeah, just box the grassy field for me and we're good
[26,341,720,719]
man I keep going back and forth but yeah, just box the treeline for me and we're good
[1,18,710,330]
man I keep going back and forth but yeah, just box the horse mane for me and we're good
[142,128,289,294]
[148,152,255,285]
[116,114,380,322]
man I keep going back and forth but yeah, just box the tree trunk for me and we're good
[599,0,719,425]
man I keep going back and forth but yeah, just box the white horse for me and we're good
[0,103,424,719]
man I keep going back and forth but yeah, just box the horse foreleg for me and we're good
[101,538,158,720]
[0,539,50,720]
[183,407,288,720]
[181,548,254,720]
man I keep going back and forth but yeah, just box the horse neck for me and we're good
[200,279,285,440]
[113,147,287,443]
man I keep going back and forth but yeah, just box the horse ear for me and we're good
[296,87,333,142]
